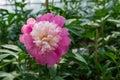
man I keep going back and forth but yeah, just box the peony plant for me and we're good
[20,13,70,66]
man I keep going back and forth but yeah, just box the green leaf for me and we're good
[48,66,57,79]
[8,13,15,24]
[105,52,117,63]
[65,50,75,57]
[83,31,95,40]
[54,76,64,80]
[0,49,18,59]
[81,21,100,27]
[0,71,14,80]
[0,71,20,80]
[1,44,21,51]
[95,61,103,72]
[0,71,10,77]
[0,62,11,68]
[107,19,120,24]
[74,53,87,65]
[69,29,82,37]
[0,54,10,61]
[69,35,75,44]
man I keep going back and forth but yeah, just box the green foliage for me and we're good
[0,0,120,80]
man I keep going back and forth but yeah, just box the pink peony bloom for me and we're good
[20,13,70,66]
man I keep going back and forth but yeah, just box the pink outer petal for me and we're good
[36,13,54,22]
[27,46,40,58]
[19,35,24,43]
[36,52,60,66]
[36,54,46,66]
[53,15,66,27]
[55,46,69,56]
[59,28,70,46]
[20,34,40,58]
[55,28,71,56]
[21,18,36,34]
[46,52,60,66]
[27,18,36,24]
[19,34,34,50]
[21,25,32,34]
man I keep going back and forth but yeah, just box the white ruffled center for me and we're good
[30,21,61,53]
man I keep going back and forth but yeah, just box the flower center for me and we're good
[30,21,61,53]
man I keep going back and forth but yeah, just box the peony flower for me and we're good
[19,13,70,66]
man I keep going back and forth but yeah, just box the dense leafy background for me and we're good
[0,0,120,80]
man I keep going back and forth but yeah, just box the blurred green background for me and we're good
[0,0,120,80]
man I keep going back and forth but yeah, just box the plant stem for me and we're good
[101,22,105,46]
[39,66,41,80]
[95,28,98,61]
[95,27,101,80]
[46,0,49,12]
[52,0,54,5]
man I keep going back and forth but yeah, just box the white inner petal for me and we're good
[30,21,61,53]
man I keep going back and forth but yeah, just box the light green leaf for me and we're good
[0,54,10,61]
[107,19,120,23]
[69,29,81,37]
[0,71,19,80]
[48,66,57,79]
[0,49,18,59]
[1,44,21,52]
[54,76,64,80]
[105,52,117,63]
[0,73,12,80]
[74,53,87,65]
